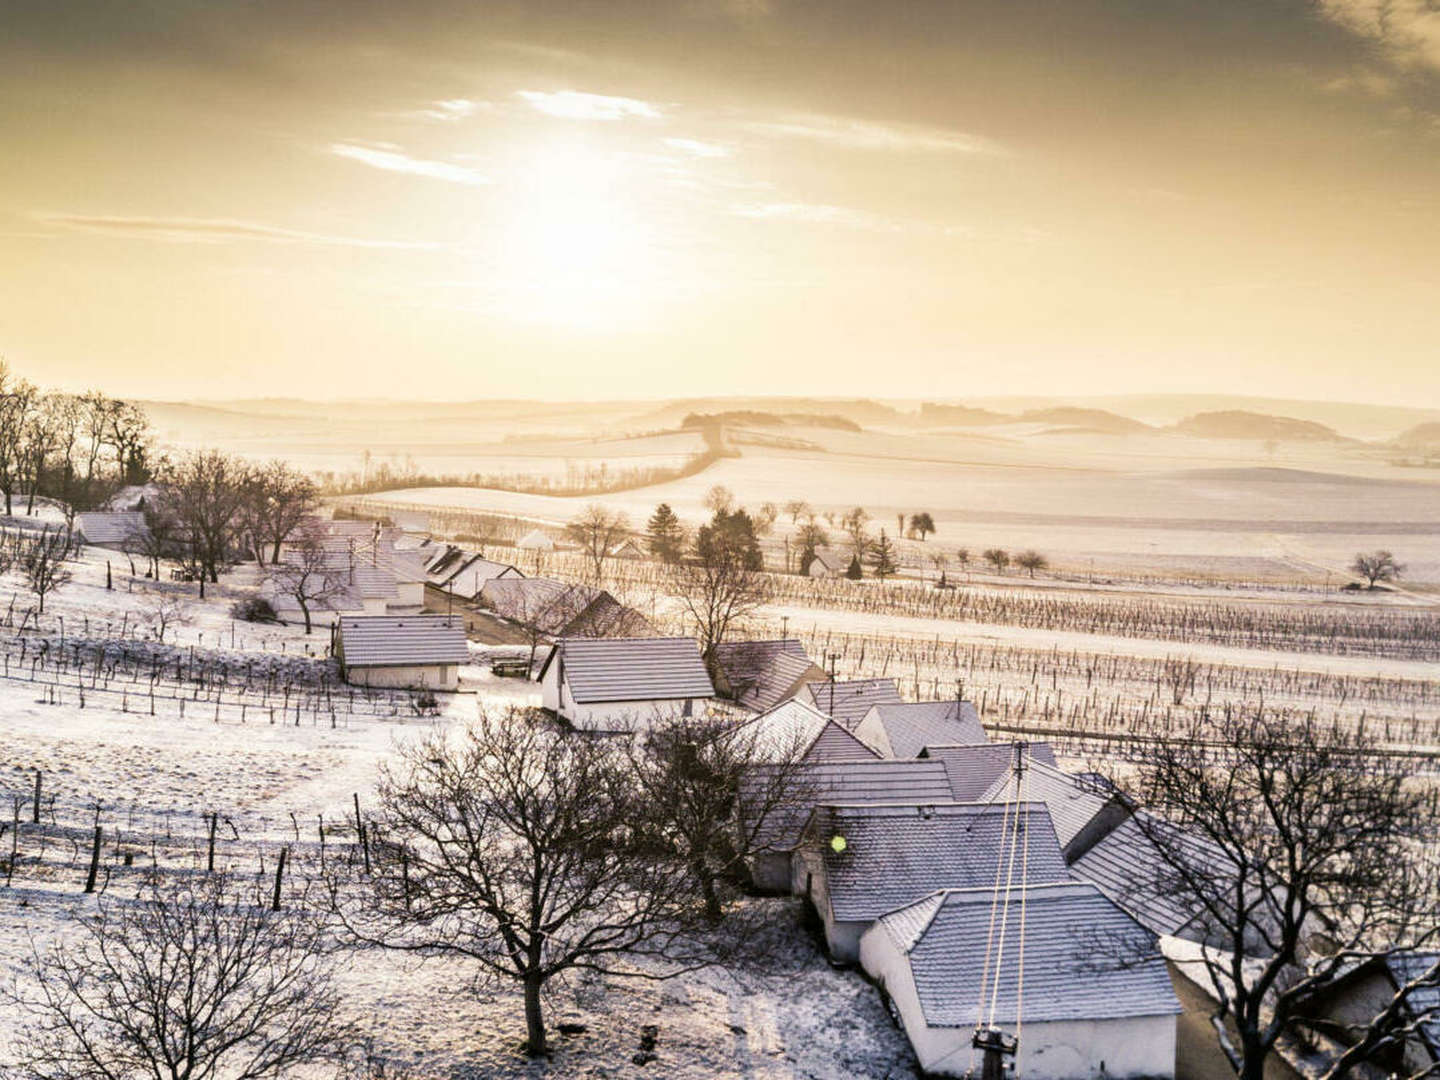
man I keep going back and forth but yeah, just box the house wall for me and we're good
[346,664,457,691]
[567,697,697,732]
[807,724,882,763]
[850,712,895,757]
[391,581,425,609]
[748,852,794,893]
[858,926,1176,1079]
[791,845,867,962]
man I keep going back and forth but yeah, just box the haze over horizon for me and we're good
[4,1,1438,405]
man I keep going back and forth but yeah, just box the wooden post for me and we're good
[85,825,102,893]
[206,812,217,873]
[360,822,371,875]
[272,847,288,911]
[32,770,41,825]
[7,796,18,887]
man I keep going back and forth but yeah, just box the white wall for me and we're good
[541,660,703,731]
[347,664,456,691]
[859,925,1177,1080]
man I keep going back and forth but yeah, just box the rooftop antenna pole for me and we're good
[971,1027,1017,1080]
[828,651,840,714]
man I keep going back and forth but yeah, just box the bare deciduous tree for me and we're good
[3,872,353,1080]
[783,499,811,525]
[840,506,871,559]
[242,460,318,565]
[1117,707,1440,1080]
[1015,549,1048,578]
[564,504,629,582]
[334,710,702,1058]
[22,526,77,614]
[670,522,771,669]
[982,547,1010,574]
[267,522,347,634]
[1351,550,1403,588]
[0,362,39,517]
[156,450,252,588]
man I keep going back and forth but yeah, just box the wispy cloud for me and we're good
[1319,0,1440,74]
[40,214,441,248]
[747,112,1000,154]
[416,98,488,121]
[730,202,898,230]
[662,137,731,159]
[330,143,490,185]
[517,90,663,120]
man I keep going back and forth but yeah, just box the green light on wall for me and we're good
[830,834,847,853]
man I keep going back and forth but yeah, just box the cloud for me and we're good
[40,214,441,248]
[330,143,490,185]
[516,90,663,120]
[746,112,1001,154]
[1319,0,1440,73]
[662,137,731,158]
[729,202,898,230]
[416,98,487,121]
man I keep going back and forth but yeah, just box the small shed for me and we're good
[335,614,468,691]
[852,700,987,758]
[538,636,714,732]
[792,801,1068,963]
[804,678,904,729]
[805,548,846,578]
[516,529,556,552]
[608,537,648,560]
[75,511,150,550]
[859,882,1180,1079]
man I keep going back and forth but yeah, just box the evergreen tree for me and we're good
[646,503,685,564]
[845,554,863,580]
[697,508,763,571]
[868,529,899,580]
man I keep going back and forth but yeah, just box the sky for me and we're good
[1,0,1438,404]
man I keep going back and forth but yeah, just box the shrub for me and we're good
[231,596,279,623]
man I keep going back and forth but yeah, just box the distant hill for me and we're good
[1173,410,1344,442]
[1394,422,1440,449]
[1018,407,1152,434]
[917,403,1011,426]
[681,410,861,432]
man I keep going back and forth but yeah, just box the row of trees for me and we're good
[0,361,151,520]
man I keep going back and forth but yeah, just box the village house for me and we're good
[516,528,556,552]
[859,882,1181,1079]
[334,613,468,691]
[479,577,651,640]
[731,698,881,766]
[74,510,150,551]
[805,548,847,578]
[804,677,904,728]
[538,636,714,732]
[1295,951,1440,1078]
[851,700,987,758]
[976,756,1114,848]
[607,537,648,560]
[738,758,956,892]
[709,638,828,712]
[918,742,1058,800]
[791,801,1069,963]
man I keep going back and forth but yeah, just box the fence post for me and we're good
[272,847,288,911]
[84,826,102,894]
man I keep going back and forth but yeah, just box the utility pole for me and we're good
[971,1027,1016,1080]
[828,652,840,715]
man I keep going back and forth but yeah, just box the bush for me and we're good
[230,596,279,623]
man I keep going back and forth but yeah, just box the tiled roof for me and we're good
[857,701,987,758]
[76,511,149,546]
[541,637,713,703]
[919,743,1058,801]
[873,882,1182,1026]
[338,614,468,667]
[712,639,826,712]
[808,802,1068,922]
[517,529,555,550]
[734,699,880,764]
[1390,951,1440,1050]
[805,679,904,728]
[445,557,523,598]
[741,759,956,853]
[977,760,1111,847]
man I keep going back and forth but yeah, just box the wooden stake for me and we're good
[85,826,102,894]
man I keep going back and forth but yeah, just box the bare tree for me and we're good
[1351,550,1403,588]
[0,362,39,516]
[670,522,772,669]
[982,547,1010,574]
[484,579,598,675]
[22,526,76,614]
[242,460,318,565]
[783,499,811,525]
[156,450,252,588]
[908,511,936,541]
[564,504,629,582]
[1117,707,1440,1080]
[840,506,871,559]
[1015,549,1048,578]
[267,522,348,634]
[144,591,190,643]
[334,710,702,1057]
[795,521,829,575]
[3,872,353,1080]
[703,485,735,516]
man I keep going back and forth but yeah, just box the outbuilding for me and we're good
[334,614,468,690]
[859,882,1180,1079]
[74,511,150,551]
[538,636,714,731]
[852,700,987,758]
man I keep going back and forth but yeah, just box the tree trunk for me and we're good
[697,863,722,925]
[272,537,283,564]
[300,599,312,635]
[523,971,547,1057]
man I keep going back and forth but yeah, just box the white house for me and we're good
[738,759,956,893]
[859,882,1181,1079]
[516,529,556,552]
[335,614,468,690]
[852,700,988,758]
[709,638,828,712]
[75,511,150,551]
[791,801,1069,963]
[538,636,714,732]
[731,698,880,766]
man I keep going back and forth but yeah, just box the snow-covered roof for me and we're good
[919,742,1057,800]
[977,759,1111,847]
[540,637,713,703]
[711,639,826,712]
[805,678,904,728]
[807,801,1068,922]
[733,698,880,765]
[871,882,1181,1026]
[516,529,555,551]
[338,615,468,668]
[856,701,986,758]
[443,557,523,598]
[75,511,149,546]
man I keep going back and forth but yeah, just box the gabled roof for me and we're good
[919,742,1058,801]
[856,701,987,758]
[740,759,956,854]
[733,699,881,765]
[977,759,1111,847]
[75,511,149,546]
[516,529,555,550]
[337,614,468,668]
[807,801,1068,922]
[805,678,904,728]
[711,639,827,712]
[871,882,1181,1026]
[1389,951,1440,1052]
[444,557,523,598]
[538,637,714,703]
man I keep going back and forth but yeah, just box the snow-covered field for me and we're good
[0,547,917,1079]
